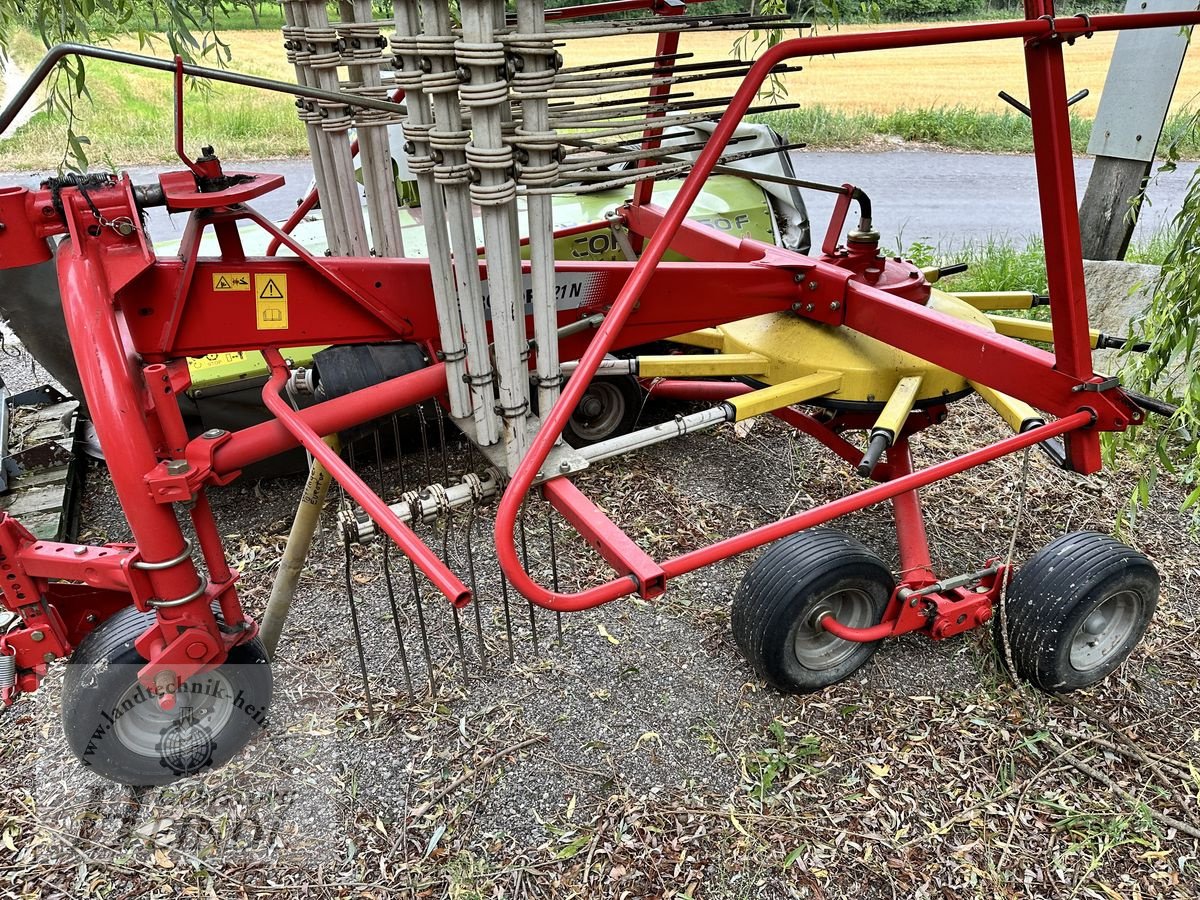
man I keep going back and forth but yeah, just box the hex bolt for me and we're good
[909,597,919,608]
[30,630,44,642]
[829,301,841,311]
[559,460,571,473]
[85,614,98,623]
[43,652,56,664]
[165,459,190,476]
[807,281,819,292]
[805,303,815,312]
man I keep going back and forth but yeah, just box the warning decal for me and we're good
[254,273,289,330]
[212,272,250,292]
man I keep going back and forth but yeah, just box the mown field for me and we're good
[1,18,1199,169]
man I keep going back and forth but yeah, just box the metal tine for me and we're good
[543,102,801,145]
[518,499,539,655]
[558,135,749,172]
[465,438,515,661]
[534,63,804,102]
[539,14,803,41]
[433,399,451,485]
[552,55,759,84]
[342,514,375,717]
[547,499,562,644]
[416,402,433,487]
[556,51,692,75]
[374,430,414,697]
[393,413,438,695]
[549,94,735,126]
[538,139,808,194]
[437,469,470,685]
[464,504,489,674]
[546,89,697,117]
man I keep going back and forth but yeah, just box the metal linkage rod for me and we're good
[511,0,563,422]
[339,0,406,257]
[421,0,502,448]
[459,0,532,475]
[288,0,369,255]
[392,0,472,419]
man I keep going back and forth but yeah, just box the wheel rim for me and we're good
[570,381,626,442]
[792,587,877,670]
[111,670,235,760]
[1068,589,1142,672]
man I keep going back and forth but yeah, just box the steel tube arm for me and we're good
[259,350,470,606]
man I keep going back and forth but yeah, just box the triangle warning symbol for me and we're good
[215,276,230,289]
[259,278,285,300]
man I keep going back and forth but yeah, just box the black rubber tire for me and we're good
[994,531,1158,693]
[732,528,894,694]
[563,375,643,447]
[61,606,272,786]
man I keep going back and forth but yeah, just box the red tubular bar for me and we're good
[660,411,1093,578]
[888,438,937,587]
[213,359,448,473]
[258,350,470,605]
[542,478,665,597]
[494,9,1200,611]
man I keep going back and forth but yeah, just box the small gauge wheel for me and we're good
[994,531,1158,692]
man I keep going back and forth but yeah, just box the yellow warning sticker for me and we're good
[254,273,288,330]
[212,272,250,292]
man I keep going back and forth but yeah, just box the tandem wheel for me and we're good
[732,528,894,693]
[61,606,273,786]
[995,531,1158,692]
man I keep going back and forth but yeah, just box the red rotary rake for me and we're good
[0,0,1189,785]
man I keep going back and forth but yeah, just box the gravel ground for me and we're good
[1,333,1199,898]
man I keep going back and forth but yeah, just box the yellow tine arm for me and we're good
[726,371,842,421]
[969,381,1043,432]
[638,352,770,378]
[858,375,923,476]
[987,313,1103,348]
[952,291,1046,311]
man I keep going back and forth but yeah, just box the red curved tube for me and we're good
[819,615,894,643]
[259,349,470,606]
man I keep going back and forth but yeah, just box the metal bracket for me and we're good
[1072,376,1120,393]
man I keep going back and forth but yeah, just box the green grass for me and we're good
[754,106,1200,157]
[902,231,1172,297]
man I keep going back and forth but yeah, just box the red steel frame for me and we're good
[0,0,1195,704]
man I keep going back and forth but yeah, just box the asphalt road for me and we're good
[4,148,1197,250]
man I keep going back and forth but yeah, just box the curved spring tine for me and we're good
[518,500,539,655]
[416,403,433,486]
[465,504,489,673]
[394,414,436,695]
[375,430,414,697]
[547,502,563,644]
[342,529,374,716]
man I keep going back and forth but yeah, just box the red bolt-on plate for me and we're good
[158,170,285,211]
